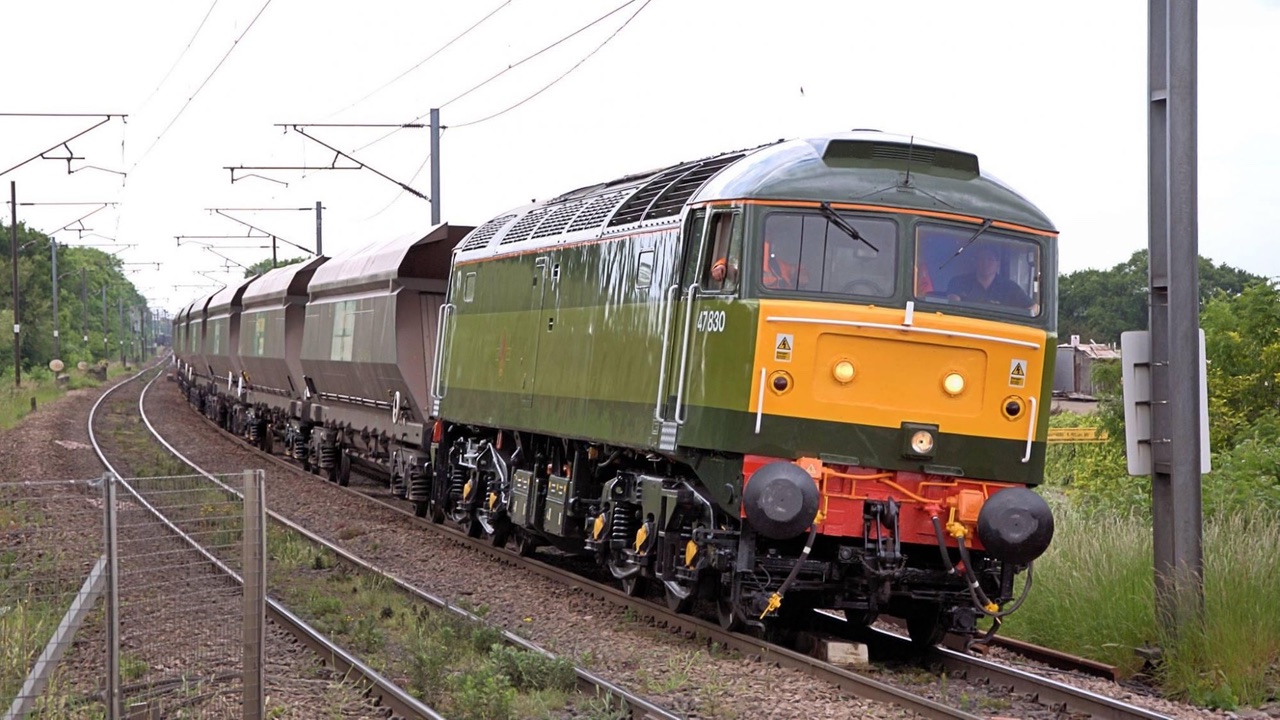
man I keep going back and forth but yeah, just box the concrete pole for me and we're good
[51,238,60,361]
[117,295,124,366]
[11,181,20,386]
[242,469,266,719]
[430,108,441,225]
[81,268,88,344]
[315,201,323,256]
[103,473,121,720]
[1148,0,1203,634]
[102,285,108,359]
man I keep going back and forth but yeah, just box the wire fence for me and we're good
[1,478,105,719]
[2,471,265,720]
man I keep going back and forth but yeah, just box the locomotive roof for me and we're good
[455,131,1055,261]
[241,256,328,308]
[692,132,1055,230]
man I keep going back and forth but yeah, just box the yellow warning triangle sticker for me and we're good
[777,337,791,351]
[1011,362,1025,376]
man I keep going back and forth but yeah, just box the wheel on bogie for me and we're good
[717,595,743,632]
[337,452,351,487]
[514,530,538,557]
[843,608,879,628]
[488,520,511,548]
[664,578,697,614]
[620,574,646,598]
[906,604,947,648]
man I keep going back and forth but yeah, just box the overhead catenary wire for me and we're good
[328,0,517,121]
[436,0,642,110]
[357,0,651,218]
[134,0,222,115]
[354,0,643,153]
[450,0,654,129]
[130,0,276,173]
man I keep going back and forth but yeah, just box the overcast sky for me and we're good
[2,0,1277,313]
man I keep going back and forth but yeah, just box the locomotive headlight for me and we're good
[942,372,965,396]
[832,360,855,384]
[910,430,935,455]
[901,422,939,459]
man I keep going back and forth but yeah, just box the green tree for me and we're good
[243,255,308,278]
[1200,281,1280,449]
[1058,250,1263,345]
[1,222,148,372]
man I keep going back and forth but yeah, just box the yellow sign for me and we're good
[1008,359,1027,388]
[774,333,793,362]
[1047,427,1109,444]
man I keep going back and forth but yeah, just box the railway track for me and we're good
[108,365,681,720]
[159,377,1177,720]
[89,364,446,720]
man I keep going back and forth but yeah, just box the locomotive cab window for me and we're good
[915,223,1043,318]
[758,210,897,297]
[701,210,742,294]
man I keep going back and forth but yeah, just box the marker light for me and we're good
[942,372,965,396]
[770,371,793,394]
[833,360,855,384]
[910,430,936,455]
[1002,396,1026,420]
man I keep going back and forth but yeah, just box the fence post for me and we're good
[102,473,121,720]
[242,469,266,720]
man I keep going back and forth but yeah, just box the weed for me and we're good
[445,671,515,720]
[488,645,576,692]
[577,691,628,720]
[120,652,148,682]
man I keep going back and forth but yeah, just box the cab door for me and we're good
[657,208,742,451]
[521,256,551,409]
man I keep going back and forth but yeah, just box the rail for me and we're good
[141,374,674,720]
[90,366,446,720]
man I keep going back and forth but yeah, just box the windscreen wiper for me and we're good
[819,202,878,253]
[937,219,994,270]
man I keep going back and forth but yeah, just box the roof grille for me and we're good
[608,153,742,227]
[567,190,630,232]
[824,140,979,174]
[459,214,516,251]
[500,207,551,245]
[871,144,936,164]
[531,199,584,239]
[646,154,744,218]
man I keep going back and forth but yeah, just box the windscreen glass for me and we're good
[759,212,898,298]
[915,223,1043,317]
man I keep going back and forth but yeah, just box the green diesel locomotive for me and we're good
[428,131,1056,643]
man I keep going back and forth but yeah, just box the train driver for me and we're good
[705,214,741,292]
[945,245,1033,308]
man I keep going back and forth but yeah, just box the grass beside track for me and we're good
[0,363,138,430]
[267,527,624,720]
[1000,501,1280,708]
